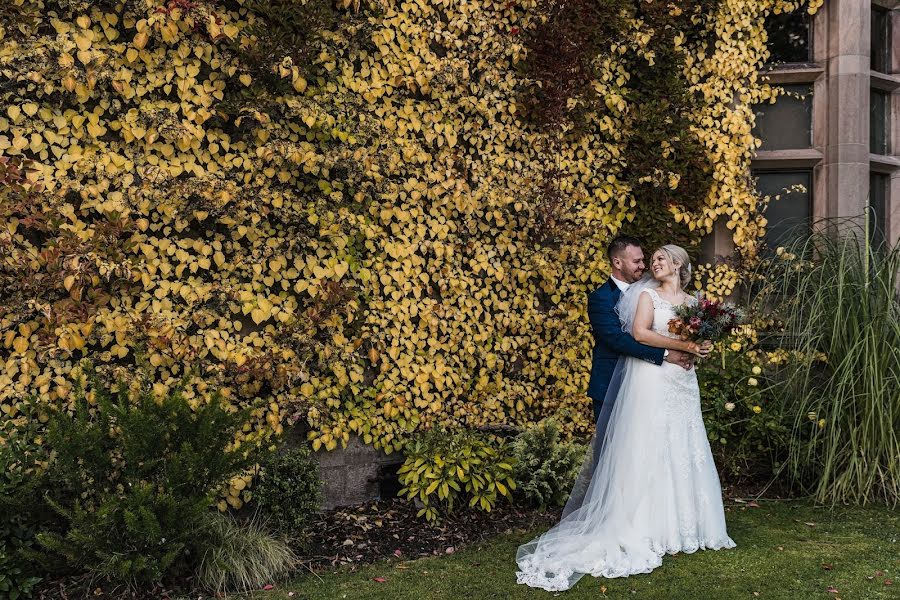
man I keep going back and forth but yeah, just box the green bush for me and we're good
[510,419,586,510]
[0,408,46,600]
[196,513,297,595]
[398,427,516,522]
[31,372,263,587]
[697,343,790,483]
[253,446,321,536]
[751,228,900,505]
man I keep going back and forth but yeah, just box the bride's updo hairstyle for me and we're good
[658,244,692,290]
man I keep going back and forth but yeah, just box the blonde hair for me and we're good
[657,244,692,289]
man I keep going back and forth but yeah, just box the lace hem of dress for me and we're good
[515,536,736,591]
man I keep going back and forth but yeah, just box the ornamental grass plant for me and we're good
[750,220,900,506]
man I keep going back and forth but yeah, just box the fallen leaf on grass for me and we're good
[804,522,816,527]
[262,584,274,591]
[747,501,760,508]
[875,571,884,576]
[822,563,833,570]
[826,587,839,593]
[600,585,607,593]
[394,549,403,557]
[752,593,759,597]
[885,579,893,586]
[445,546,455,554]
[372,577,387,583]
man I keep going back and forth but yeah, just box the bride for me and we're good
[516,244,736,591]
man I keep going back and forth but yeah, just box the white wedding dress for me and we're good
[516,284,736,591]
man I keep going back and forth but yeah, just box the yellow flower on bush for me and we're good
[752,366,762,375]
[752,405,762,414]
[747,377,758,387]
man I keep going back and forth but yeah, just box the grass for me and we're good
[257,499,899,600]
[750,224,900,505]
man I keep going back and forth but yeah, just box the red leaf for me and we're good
[885,579,893,586]
[262,584,274,591]
[372,577,387,583]
[394,549,403,557]
[826,587,839,594]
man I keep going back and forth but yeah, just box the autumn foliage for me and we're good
[0,0,821,506]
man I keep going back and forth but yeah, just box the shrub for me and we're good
[750,226,900,505]
[697,342,791,483]
[253,446,321,537]
[0,407,46,599]
[196,513,297,595]
[510,420,586,510]
[397,427,516,522]
[32,372,263,587]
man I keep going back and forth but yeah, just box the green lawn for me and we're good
[266,500,899,600]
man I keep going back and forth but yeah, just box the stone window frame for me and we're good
[870,1,899,245]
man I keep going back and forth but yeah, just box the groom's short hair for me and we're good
[607,235,643,260]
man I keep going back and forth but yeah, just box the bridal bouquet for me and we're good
[667,295,744,342]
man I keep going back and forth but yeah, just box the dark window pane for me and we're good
[753,84,813,150]
[869,173,887,248]
[755,171,812,251]
[765,10,811,64]
[871,7,892,73]
[870,90,889,155]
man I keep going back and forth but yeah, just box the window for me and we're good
[753,84,813,150]
[755,171,812,251]
[870,89,889,155]
[871,6,892,73]
[765,11,812,64]
[869,173,888,248]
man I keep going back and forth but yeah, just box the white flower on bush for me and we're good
[724,402,735,411]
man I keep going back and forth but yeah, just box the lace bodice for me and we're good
[642,288,697,339]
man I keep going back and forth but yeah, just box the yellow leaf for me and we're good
[12,337,28,353]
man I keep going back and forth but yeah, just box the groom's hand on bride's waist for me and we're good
[665,349,693,370]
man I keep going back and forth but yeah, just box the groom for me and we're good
[587,235,693,422]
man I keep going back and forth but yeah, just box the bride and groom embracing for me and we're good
[516,235,736,592]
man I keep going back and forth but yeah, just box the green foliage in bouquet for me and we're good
[253,446,322,537]
[32,371,262,587]
[398,428,516,522]
[511,420,586,510]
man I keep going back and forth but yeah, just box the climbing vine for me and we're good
[0,0,822,505]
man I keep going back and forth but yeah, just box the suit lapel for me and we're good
[606,278,621,301]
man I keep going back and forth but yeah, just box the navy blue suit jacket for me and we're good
[587,279,665,420]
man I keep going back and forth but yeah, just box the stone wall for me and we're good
[313,435,405,509]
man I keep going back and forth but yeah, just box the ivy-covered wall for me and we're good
[0,0,819,506]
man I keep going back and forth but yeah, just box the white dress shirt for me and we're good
[610,275,630,292]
